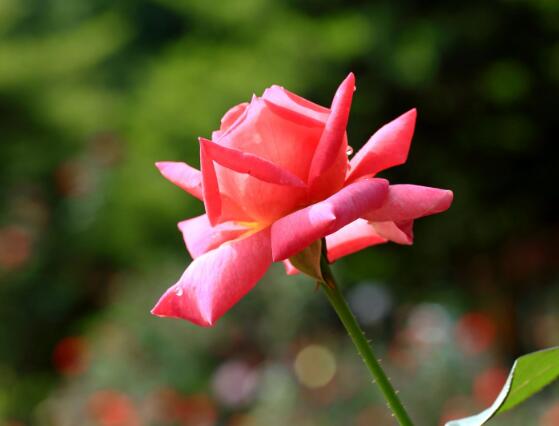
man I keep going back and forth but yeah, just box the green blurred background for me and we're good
[1,0,558,425]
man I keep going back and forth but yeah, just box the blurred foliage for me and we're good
[0,0,558,424]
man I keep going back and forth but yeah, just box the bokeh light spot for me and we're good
[348,282,392,326]
[294,344,336,389]
[212,360,259,408]
[407,303,451,346]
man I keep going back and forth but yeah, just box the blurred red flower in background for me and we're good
[52,336,89,376]
[87,390,140,426]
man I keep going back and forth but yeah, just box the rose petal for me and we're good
[213,102,250,142]
[220,102,249,132]
[151,227,272,326]
[262,85,329,126]
[325,218,387,262]
[261,84,329,128]
[262,98,326,128]
[282,259,300,275]
[178,214,251,258]
[363,184,454,222]
[200,141,222,225]
[156,161,250,223]
[271,178,388,261]
[308,73,355,183]
[218,194,255,223]
[371,221,414,245]
[200,138,306,188]
[213,97,325,223]
[346,109,417,183]
[155,162,203,200]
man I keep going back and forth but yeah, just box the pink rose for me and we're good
[152,73,453,326]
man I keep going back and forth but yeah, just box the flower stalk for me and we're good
[319,250,414,426]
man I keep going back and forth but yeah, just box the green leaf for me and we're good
[288,239,323,281]
[446,346,559,426]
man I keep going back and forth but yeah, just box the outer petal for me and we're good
[200,141,222,225]
[151,227,272,327]
[363,184,453,222]
[346,109,416,183]
[200,138,306,188]
[271,178,388,261]
[371,221,414,245]
[282,259,300,275]
[156,161,251,224]
[326,218,387,262]
[155,161,203,200]
[178,214,251,259]
[308,73,355,183]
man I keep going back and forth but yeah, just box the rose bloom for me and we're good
[152,73,453,326]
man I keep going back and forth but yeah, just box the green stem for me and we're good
[319,254,414,426]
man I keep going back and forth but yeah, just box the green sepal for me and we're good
[288,239,324,281]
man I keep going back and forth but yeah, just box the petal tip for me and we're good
[201,316,215,327]
[150,285,183,320]
[155,161,170,172]
[345,72,356,85]
[340,72,356,94]
[150,298,171,318]
[150,305,163,317]
[401,108,417,127]
[283,260,300,275]
[432,189,454,214]
[441,189,454,210]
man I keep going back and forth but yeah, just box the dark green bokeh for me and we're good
[0,0,557,424]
